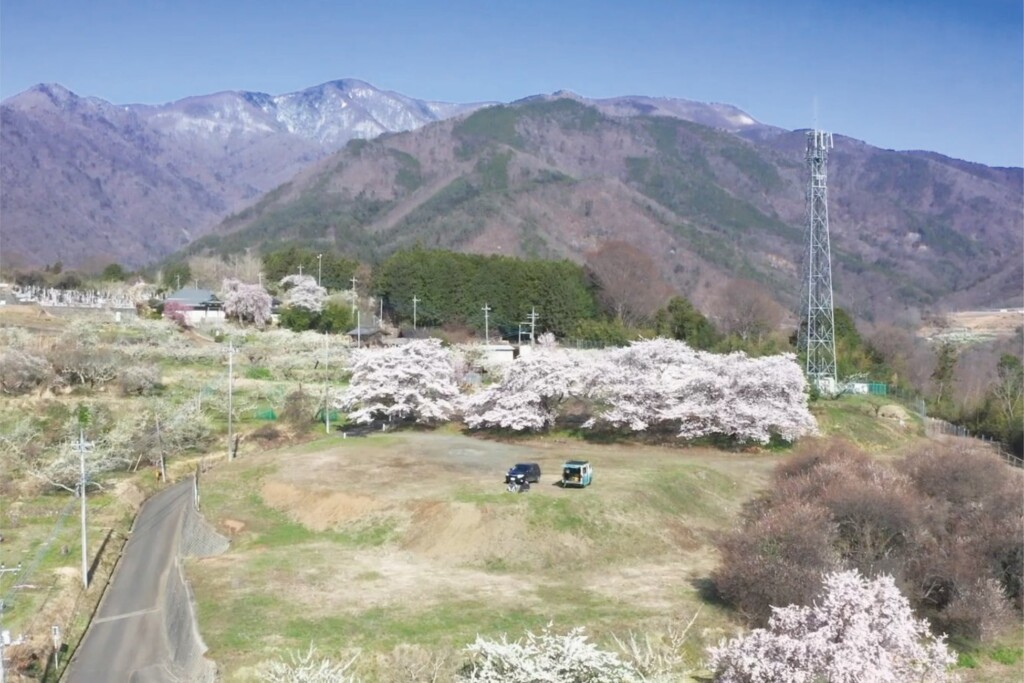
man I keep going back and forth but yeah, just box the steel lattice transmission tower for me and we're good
[798,129,838,394]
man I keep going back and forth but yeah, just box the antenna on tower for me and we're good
[797,127,838,395]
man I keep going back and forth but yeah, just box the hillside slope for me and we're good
[0,81,485,268]
[185,98,1024,319]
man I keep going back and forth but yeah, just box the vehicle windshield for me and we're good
[511,464,531,471]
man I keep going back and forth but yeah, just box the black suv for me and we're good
[505,463,541,484]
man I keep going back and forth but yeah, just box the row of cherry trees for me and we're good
[335,339,817,444]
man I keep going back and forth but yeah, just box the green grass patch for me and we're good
[812,395,920,450]
[640,466,738,521]
[526,495,591,533]
[989,644,1023,665]
[957,651,979,668]
[244,366,272,380]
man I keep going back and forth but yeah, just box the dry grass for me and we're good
[187,431,780,679]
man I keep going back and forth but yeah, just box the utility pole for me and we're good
[51,626,61,672]
[356,311,362,348]
[78,423,88,590]
[227,342,235,461]
[176,274,181,290]
[482,304,491,344]
[412,296,420,331]
[323,333,330,434]
[378,299,383,327]
[317,254,323,287]
[527,307,539,346]
[350,276,358,314]
[156,415,166,482]
[258,271,263,288]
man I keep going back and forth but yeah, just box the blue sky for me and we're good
[2,0,1021,166]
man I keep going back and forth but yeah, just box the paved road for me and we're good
[66,480,194,682]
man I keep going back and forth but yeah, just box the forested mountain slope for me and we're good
[185,97,1023,320]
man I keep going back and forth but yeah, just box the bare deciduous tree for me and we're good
[715,279,786,345]
[584,241,673,326]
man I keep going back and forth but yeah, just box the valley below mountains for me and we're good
[2,80,1021,320]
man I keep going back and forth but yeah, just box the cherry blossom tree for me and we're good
[462,338,817,443]
[222,278,272,327]
[461,348,592,431]
[335,339,459,424]
[280,274,327,313]
[708,569,957,683]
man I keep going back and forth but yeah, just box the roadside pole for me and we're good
[79,426,88,590]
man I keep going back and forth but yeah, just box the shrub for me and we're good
[118,365,162,396]
[458,624,640,683]
[281,387,316,427]
[255,645,359,683]
[713,502,840,625]
[708,569,957,683]
[713,439,1023,642]
[0,349,51,394]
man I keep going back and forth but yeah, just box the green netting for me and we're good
[315,408,341,421]
[868,383,888,396]
[253,408,278,420]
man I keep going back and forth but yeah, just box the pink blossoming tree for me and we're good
[708,569,958,683]
[221,278,272,327]
[335,339,459,424]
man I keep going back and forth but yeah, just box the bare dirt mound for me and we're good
[262,481,386,531]
[402,500,529,563]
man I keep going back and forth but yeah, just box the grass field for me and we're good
[2,307,1017,681]
[187,431,783,680]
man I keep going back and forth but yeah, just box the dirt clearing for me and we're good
[188,431,779,678]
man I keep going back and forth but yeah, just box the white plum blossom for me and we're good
[336,339,459,424]
[459,624,640,683]
[708,569,958,683]
[280,274,327,313]
[221,278,272,327]
[255,645,359,683]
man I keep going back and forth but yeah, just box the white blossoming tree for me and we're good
[708,569,958,683]
[460,348,593,431]
[222,278,272,327]
[335,339,459,424]
[463,338,817,443]
[459,624,641,683]
[280,274,327,313]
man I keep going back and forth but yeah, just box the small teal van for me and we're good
[560,460,592,488]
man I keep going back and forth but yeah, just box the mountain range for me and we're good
[1,79,1021,320]
[0,80,485,269]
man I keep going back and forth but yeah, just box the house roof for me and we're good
[166,288,219,307]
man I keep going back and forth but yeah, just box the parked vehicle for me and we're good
[560,460,592,488]
[506,473,531,493]
[505,462,541,484]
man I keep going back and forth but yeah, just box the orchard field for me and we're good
[0,306,1020,682]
